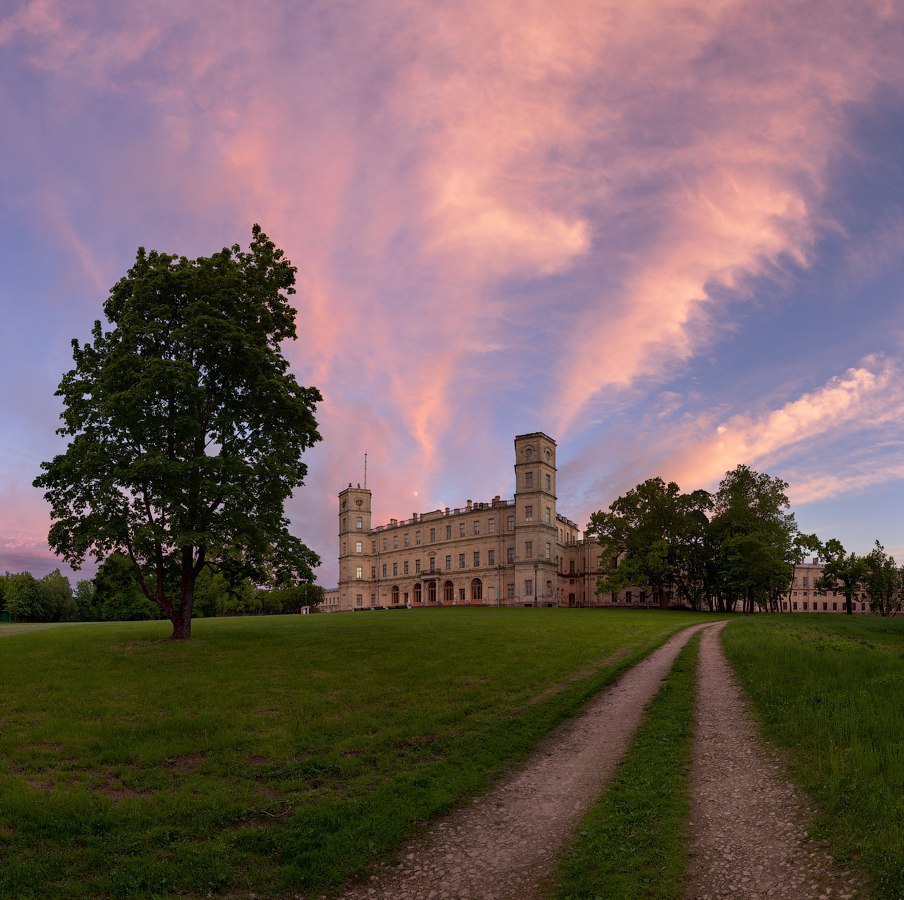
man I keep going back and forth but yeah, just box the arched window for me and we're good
[413,582,422,603]
[427,580,437,603]
[391,585,400,605]
[444,580,454,603]
[471,578,483,601]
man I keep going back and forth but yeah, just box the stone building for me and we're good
[334,432,607,611]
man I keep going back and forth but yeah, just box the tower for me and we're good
[513,433,558,605]
[338,483,373,610]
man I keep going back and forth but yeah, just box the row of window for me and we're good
[522,470,552,492]
[784,600,869,612]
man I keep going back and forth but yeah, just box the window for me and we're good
[446,524,452,539]
[356,594,363,607]
[355,541,362,553]
[444,581,454,603]
[823,602,828,611]
[803,576,809,587]
[459,522,466,536]
[391,585,399,605]
[403,561,409,575]
[382,564,387,577]
[445,554,452,569]
[525,505,533,521]
[342,542,346,555]
[404,533,410,547]
[507,583,515,599]
[525,471,534,488]
[430,528,436,542]
[428,581,437,603]
[459,588,465,602]
[371,566,376,578]
[545,507,551,524]
[525,579,533,596]
[429,557,436,572]
[459,553,466,569]
[489,517,496,533]
[416,531,421,545]
[473,520,480,535]
[569,559,575,574]
[415,559,421,573]
[392,562,398,576]
[414,583,422,603]
[382,537,388,551]
[833,602,837,611]
[793,601,798,610]
[626,591,632,604]
[545,473,551,491]
[803,602,808,610]
[508,515,514,531]
[371,541,376,553]
[356,516,363,529]
[473,551,480,567]
[343,517,347,531]
[471,578,483,601]
[355,566,363,580]
[488,549,495,565]
[782,601,787,610]
[507,547,515,564]
[525,541,533,558]
[545,542,551,560]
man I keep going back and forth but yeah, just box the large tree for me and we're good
[861,541,902,617]
[708,465,798,613]
[814,538,866,616]
[35,226,321,639]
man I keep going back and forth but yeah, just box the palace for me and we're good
[330,433,603,612]
[324,432,873,614]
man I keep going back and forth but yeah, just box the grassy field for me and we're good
[0,608,711,897]
[553,631,700,900]
[723,614,904,899]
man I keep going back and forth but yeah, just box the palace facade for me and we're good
[332,433,606,612]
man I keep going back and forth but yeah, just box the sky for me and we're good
[2,0,904,589]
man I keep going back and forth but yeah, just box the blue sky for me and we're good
[2,0,904,587]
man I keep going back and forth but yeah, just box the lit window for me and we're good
[355,567,363,580]
[356,516,363,529]
[355,541,362,553]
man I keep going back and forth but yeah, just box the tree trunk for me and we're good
[169,546,196,640]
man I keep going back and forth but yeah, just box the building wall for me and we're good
[780,561,871,614]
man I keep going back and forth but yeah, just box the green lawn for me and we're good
[0,608,710,897]
[723,614,904,899]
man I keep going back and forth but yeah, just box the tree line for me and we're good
[589,465,903,616]
[0,555,324,624]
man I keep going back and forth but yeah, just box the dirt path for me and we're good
[684,621,866,899]
[343,622,716,900]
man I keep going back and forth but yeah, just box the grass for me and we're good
[723,614,904,899]
[552,631,701,900]
[0,608,712,897]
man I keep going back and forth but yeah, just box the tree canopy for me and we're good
[34,226,322,639]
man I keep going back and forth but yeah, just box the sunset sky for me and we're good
[2,0,904,588]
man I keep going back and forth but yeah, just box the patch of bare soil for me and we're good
[684,622,868,899]
[341,623,715,900]
[166,751,205,772]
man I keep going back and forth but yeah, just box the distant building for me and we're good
[783,559,870,614]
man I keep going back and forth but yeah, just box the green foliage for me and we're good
[39,569,75,621]
[724,616,904,898]
[554,632,700,900]
[862,541,903,617]
[34,226,321,638]
[0,609,710,895]
[93,553,163,621]
[588,478,712,609]
[815,538,868,616]
[3,572,47,621]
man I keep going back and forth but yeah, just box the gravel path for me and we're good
[684,621,867,899]
[342,622,715,900]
